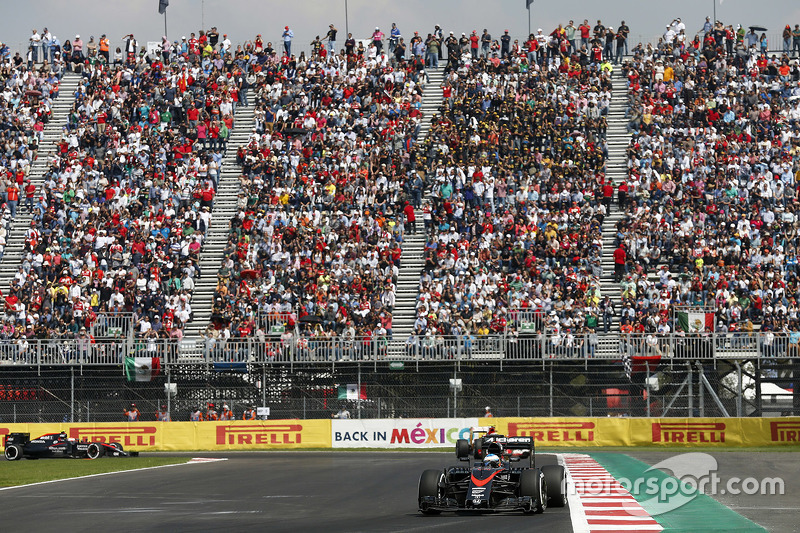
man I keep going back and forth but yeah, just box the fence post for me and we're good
[70,366,75,423]
[303,396,306,419]
[166,370,171,421]
[646,362,651,418]
[517,396,520,417]
[549,362,553,417]
[735,362,742,417]
[698,363,704,417]
[687,363,693,417]
[261,365,266,411]
[357,362,362,420]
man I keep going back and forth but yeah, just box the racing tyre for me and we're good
[455,439,470,459]
[87,443,104,460]
[520,469,547,514]
[110,442,124,455]
[542,465,567,507]
[5,444,22,461]
[418,469,444,515]
[472,438,484,460]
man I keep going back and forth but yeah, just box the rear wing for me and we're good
[483,436,534,467]
[4,433,30,447]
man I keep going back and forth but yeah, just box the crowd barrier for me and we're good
[2,417,799,451]
[0,332,794,367]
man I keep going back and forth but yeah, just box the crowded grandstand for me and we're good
[0,14,799,363]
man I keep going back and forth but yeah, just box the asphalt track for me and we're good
[0,452,569,532]
[1,451,797,532]
[625,451,800,533]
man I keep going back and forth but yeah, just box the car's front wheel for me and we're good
[87,443,103,460]
[542,465,567,507]
[4,444,23,461]
[418,469,444,515]
[520,469,547,514]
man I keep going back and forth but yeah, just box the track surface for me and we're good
[2,451,797,532]
[0,452,570,532]
[625,451,800,533]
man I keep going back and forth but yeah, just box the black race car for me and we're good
[4,432,139,460]
[418,432,566,514]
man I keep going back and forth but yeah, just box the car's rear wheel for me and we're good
[418,469,444,515]
[87,443,103,460]
[542,465,567,507]
[455,439,470,459]
[520,469,547,514]
[472,438,484,460]
[4,444,22,461]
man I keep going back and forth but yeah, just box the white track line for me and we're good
[561,453,663,533]
[0,458,228,492]
[559,453,590,533]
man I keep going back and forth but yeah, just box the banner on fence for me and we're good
[331,418,480,448]
[497,417,800,447]
[1,418,797,451]
[0,420,332,451]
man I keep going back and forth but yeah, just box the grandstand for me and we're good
[0,15,799,421]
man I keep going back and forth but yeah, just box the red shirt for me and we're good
[403,204,415,222]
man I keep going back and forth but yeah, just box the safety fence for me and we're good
[0,332,795,368]
[1,417,798,451]
[0,360,795,424]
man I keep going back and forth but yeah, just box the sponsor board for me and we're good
[331,419,479,448]
[499,417,800,447]
[0,421,331,451]
[770,420,800,442]
[508,421,596,443]
[1,418,798,450]
[651,422,726,444]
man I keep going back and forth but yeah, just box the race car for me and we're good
[418,432,566,514]
[4,432,139,460]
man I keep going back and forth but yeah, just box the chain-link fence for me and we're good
[1,358,797,423]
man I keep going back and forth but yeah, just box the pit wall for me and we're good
[2,417,799,451]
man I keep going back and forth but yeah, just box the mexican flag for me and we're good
[338,384,367,400]
[676,311,714,333]
[125,357,161,382]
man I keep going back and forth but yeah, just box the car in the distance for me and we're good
[4,432,139,460]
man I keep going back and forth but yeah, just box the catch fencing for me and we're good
[0,358,795,424]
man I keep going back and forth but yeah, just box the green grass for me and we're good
[0,457,189,487]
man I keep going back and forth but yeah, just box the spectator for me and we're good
[282,25,293,56]
[332,406,351,419]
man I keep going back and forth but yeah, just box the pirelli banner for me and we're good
[2,418,799,450]
[495,417,800,447]
[0,421,332,451]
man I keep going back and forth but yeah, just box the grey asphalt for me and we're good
[0,452,571,532]
[623,451,800,533]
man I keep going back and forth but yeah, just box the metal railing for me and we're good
[90,313,135,343]
[0,332,795,368]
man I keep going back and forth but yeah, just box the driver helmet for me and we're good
[484,454,500,467]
